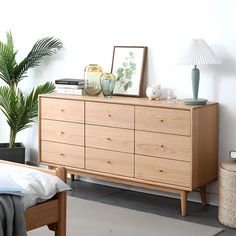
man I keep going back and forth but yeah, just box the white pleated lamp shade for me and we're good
[176,39,221,65]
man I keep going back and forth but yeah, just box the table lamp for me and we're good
[177,39,221,105]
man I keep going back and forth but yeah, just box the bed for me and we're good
[0,160,69,236]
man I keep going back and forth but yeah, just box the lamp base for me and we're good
[184,98,207,105]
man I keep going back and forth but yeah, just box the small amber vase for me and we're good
[100,73,116,98]
[84,64,103,96]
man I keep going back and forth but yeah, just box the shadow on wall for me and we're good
[141,47,162,97]
[210,47,236,163]
[218,104,236,160]
[212,58,236,101]
[27,148,38,166]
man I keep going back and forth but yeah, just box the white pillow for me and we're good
[0,163,71,209]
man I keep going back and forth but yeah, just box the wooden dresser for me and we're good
[38,93,218,216]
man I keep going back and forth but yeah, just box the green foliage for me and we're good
[124,80,132,91]
[116,68,124,81]
[0,31,62,147]
[116,51,136,91]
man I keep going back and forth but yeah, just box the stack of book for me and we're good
[55,78,84,95]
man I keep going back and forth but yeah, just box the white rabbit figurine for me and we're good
[146,84,162,100]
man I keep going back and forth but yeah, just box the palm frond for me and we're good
[0,32,61,147]
[0,52,11,85]
[0,82,55,137]
[31,37,63,56]
[6,31,14,54]
[22,82,55,129]
[0,86,19,131]
[0,32,17,86]
[13,37,63,85]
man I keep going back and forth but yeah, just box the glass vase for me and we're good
[100,73,116,98]
[84,64,103,96]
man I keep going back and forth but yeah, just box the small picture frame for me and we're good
[111,46,147,97]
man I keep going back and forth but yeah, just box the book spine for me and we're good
[55,88,84,95]
[55,81,84,85]
[55,84,84,89]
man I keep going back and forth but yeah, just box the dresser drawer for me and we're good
[135,155,191,187]
[40,97,84,123]
[86,102,134,129]
[86,148,134,177]
[135,131,191,161]
[41,119,84,145]
[41,141,84,168]
[135,106,191,135]
[86,125,134,153]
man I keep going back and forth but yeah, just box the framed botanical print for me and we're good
[111,46,147,97]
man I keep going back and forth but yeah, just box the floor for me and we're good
[68,179,236,236]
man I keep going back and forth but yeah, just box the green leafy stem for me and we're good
[116,52,136,91]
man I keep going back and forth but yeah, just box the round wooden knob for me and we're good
[160,119,164,122]
[107,114,111,117]
[159,169,164,173]
[107,161,111,164]
[60,109,64,112]
[161,145,164,148]
[107,137,111,141]
[60,131,64,135]
[60,153,64,156]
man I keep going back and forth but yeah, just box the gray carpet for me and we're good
[28,196,223,236]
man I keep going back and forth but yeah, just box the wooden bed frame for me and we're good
[0,160,67,236]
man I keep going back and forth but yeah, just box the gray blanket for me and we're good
[0,195,27,236]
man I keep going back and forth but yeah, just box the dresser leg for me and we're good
[48,166,54,170]
[70,174,75,181]
[181,191,187,216]
[200,186,207,206]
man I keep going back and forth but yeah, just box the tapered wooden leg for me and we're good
[48,165,54,170]
[70,174,75,181]
[200,186,207,206]
[181,191,187,216]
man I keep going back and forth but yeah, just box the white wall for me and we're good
[0,0,235,205]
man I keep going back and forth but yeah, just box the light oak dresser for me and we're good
[38,93,218,216]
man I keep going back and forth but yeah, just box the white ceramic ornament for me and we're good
[146,84,162,100]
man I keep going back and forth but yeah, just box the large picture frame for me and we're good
[111,46,147,97]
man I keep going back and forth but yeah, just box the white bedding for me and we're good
[0,163,71,209]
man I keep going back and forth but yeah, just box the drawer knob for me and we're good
[106,137,111,141]
[107,161,111,164]
[107,114,111,117]
[159,169,164,173]
[60,153,64,156]
[161,145,164,148]
[60,109,64,112]
[60,131,64,135]
[160,119,164,123]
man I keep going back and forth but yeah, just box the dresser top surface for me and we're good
[40,93,218,110]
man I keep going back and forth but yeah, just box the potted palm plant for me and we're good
[0,31,62,163]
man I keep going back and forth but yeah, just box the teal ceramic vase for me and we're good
[100,73,116,98]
